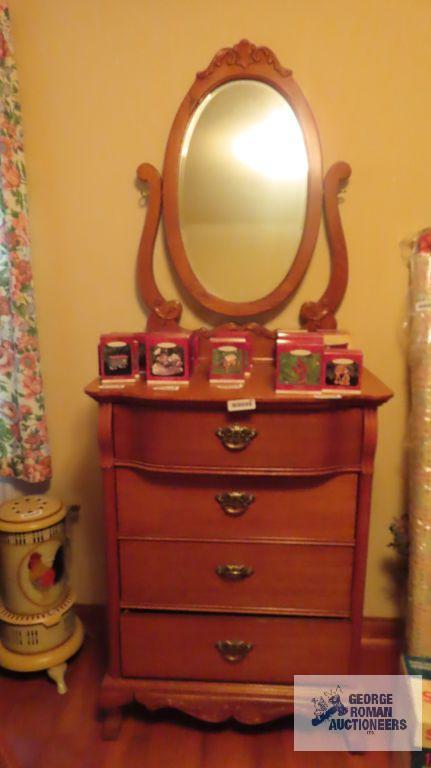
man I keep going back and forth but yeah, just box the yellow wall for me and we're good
[8,0,430,616]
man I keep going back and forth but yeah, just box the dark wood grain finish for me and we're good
[119,540,354,615]
[120,612,351,682]
[113,403,363,473]
[116,469,358,542]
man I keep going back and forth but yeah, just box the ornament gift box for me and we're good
[275,333,323,393]
[322,349,363,392]
[145,332,191,384]
[98,333,140,382]
[209,329,253,375]
[209,334,251,383]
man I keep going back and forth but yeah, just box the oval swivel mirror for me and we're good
[138,40,351,327]
[179,80,309,304]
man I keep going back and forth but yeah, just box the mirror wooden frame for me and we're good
[137,40,351,330]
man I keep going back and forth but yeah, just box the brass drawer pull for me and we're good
[215,425,257,451]
[216,639,253,663]
[215,563,254,581]
[215,491,255,516]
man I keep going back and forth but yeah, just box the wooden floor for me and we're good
[0,608,399,768]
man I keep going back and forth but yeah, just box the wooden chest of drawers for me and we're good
[86,361,391,737]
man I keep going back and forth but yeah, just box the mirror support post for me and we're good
[137,163,183,330]
[299,161,351,331]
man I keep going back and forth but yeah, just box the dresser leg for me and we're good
[102,706,123,740]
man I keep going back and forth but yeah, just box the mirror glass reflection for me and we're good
[179,80,309,303]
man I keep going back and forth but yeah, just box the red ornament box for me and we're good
[275,333,323,393]
[209,334,252,383]
[209,329,252,378]
[98,333,139,382]
[322,349,363,392]
[145,332,191,384]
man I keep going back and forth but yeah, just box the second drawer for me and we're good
[119,540,354,616]
[116,468,357,542]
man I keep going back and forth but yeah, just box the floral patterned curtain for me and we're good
[0,2,51,482]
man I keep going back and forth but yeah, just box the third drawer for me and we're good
[119,540,354,616]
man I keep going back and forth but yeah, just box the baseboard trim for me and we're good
[361,617,403,673]
[362,616,403,640]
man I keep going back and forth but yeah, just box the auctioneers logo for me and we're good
[311,684,407,734]
[294,675,422,752]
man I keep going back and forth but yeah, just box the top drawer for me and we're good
[113,404,363,473]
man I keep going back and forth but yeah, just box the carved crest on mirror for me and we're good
[137,39,351,331]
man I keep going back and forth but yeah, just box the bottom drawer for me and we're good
[121,612,351,683]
